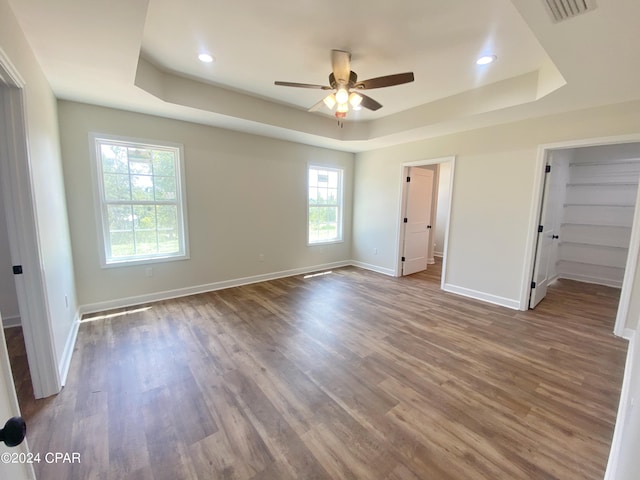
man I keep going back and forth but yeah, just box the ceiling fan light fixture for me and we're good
[274,49,414,122]
[323,94,336,110]
[349,92,363,107]
[335,88,349,104]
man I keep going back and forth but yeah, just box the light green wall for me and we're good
[58,101,355,308]
[354,101,640,311]
[0,0,77,372]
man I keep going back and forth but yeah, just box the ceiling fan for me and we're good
[274,50,414,120]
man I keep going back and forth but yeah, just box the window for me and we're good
[308,165,343,244]
[90,134,189,266]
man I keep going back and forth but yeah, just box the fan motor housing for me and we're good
[329,71,358,89]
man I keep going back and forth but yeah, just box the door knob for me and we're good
[0,417,26,447]
[552,235,559,239]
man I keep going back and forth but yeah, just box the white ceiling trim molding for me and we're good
[134,56,347,141]
[135,55,565,145]
[9,0,639,152]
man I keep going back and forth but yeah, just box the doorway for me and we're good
[0,194,20,328]
[401,166,435,276]
[0,53,61,400]
[0,316,35,480]
[395,156,455,289]
[526,137,640,336]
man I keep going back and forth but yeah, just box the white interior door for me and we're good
[402,167,434,275]
[0,316,35,480]
[530,161,562,308]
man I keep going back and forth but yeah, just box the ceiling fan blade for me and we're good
[274,81,332,90]
[357,93,383,111]
[331,50,351,84]
[308,98,325,112]
[354,72,415,90]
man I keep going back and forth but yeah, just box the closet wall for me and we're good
[434,162,452,257]
[422,164,440,264]
[0,191,19,327]
[557,143,640,287]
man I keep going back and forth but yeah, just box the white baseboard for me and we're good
[434,252,443,258]
[557,273,622,288]
[2,311,79,387]
[59,312,80,386]
[622,328,635,340]
[443,283,521,310]
[350,261,396,277]
[604,329,635,480]
[79,261,526,315]
[79,260,353,315]
[427,257,435,265]
[2,315,21,329]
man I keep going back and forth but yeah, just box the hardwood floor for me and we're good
[5,260,628,479]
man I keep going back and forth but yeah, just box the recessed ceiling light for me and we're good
[476,55,497,65]
[198,53,214,63]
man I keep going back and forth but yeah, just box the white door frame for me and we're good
[401,167,434,276]
[0,48,61,398]
[521,134,640,337]
[394,156,456,290]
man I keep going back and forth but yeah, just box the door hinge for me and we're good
[12,265,23,275]
[545,165,551,173]
[538,225,543,233]
[403,218,408,223]
[401,256,406,262]
[406,176,411,182]
[531,281,536,288]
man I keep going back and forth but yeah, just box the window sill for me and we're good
[307,239,344,247]
[101,253,190,269]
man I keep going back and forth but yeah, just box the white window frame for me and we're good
[307,164,344,245]
[89,133,190,267]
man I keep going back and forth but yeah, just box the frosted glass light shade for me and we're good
[323,94,336,109]
[335,88,349,104]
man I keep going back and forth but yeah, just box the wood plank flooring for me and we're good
[5,260,628,479]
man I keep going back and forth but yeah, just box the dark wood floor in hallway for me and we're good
[5,260,628,479]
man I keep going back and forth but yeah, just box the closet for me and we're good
[555,143,640,287]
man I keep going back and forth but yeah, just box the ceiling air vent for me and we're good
[543,0,597,23]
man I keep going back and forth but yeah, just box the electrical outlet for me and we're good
[64,295,69,309]
[373,248,378,255]
[146,267,153,277]
[258,253,264,262]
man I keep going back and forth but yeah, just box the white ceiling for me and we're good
[7,0,640,152]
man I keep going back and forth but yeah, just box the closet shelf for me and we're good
[569,158,640,167]
[561,222,632,228]
[556,259,626,270]
[559,241,628,250]
[566,182,638,187]
[563,203,636,208]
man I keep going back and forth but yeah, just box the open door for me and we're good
[402,167,434,276]
[0,62,61,398]
[0,315,35,480]
[530,160,562,308]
